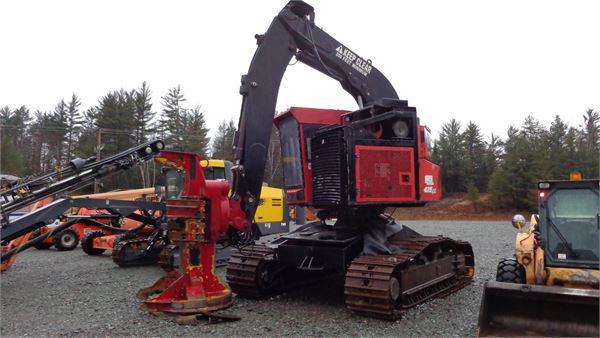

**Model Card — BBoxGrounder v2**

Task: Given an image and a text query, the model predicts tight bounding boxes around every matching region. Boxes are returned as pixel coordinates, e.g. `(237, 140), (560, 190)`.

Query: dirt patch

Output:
(390, 193), (530, 221)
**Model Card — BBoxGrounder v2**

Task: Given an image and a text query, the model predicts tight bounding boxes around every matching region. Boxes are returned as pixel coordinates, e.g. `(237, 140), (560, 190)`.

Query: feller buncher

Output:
(217, 0), (475, 320)
(478, 177), (600, 337)
(137, 0), (475, 320)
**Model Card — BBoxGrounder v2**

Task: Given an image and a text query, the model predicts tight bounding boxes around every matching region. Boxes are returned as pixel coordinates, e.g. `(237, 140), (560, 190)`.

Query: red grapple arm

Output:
(154, 151), (249, 237)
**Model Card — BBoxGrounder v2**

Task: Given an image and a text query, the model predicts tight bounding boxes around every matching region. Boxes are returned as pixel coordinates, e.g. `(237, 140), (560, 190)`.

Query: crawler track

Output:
(226, 236), (474, 321)
(226, 245), (279, 298)
(344, 236), (474, 320)
(226, 244), (336, 298)
(111, 236), (161, 267)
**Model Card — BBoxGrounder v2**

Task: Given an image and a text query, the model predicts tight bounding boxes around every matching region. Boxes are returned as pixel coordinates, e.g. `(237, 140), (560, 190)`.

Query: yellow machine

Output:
(478, 178), (600, 337)
(200, 159), (288, 235)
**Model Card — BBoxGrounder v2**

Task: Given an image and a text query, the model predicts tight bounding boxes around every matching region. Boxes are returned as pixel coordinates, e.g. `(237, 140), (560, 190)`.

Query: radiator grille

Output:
(311, 128), (347, 207)
(355, 146), (415, 202)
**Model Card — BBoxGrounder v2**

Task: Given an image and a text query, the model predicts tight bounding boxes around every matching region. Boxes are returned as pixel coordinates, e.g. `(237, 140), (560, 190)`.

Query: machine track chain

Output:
(226, 244), (337, 299)
(226, 244), (284, 298)
(344, 236), (474, 320)
(111, 236), (161, 267)
(81, 230), (106, 256)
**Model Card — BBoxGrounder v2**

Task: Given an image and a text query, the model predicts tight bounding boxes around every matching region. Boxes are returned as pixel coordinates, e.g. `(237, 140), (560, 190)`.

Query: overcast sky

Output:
(1, 0), (598, 140)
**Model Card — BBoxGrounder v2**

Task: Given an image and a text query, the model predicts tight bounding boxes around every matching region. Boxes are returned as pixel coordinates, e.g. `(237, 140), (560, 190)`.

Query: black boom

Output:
(232, 0), (399, 218)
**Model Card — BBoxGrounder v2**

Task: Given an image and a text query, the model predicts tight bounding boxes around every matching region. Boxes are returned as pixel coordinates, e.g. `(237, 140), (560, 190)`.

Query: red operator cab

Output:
(274, 106), (442, 209)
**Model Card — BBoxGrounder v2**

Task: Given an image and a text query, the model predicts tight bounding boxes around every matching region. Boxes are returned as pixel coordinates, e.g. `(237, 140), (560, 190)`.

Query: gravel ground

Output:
(1, 220), (515, 337)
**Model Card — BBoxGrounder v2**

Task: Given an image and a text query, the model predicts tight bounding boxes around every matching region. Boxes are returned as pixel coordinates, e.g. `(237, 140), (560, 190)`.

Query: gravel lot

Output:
(1, 220), (515, 337)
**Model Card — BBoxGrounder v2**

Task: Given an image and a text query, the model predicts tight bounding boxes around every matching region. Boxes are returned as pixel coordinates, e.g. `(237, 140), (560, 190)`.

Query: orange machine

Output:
(75, 188), (156, 258)
(30, 188), (156, 252)
(1, 140), (166, 272)
(0, 198), (53, 271)
(1, 189), (157, 272)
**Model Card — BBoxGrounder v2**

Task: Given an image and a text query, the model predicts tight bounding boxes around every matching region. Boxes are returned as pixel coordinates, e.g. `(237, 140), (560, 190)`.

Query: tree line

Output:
(433, 110), (599, 210)
(0, 83), (241, 191)
(2, 83), (598, 211)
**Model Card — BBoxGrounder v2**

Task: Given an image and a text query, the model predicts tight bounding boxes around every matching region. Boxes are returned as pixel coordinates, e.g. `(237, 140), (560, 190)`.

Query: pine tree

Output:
(582, 108), (600, 153)
(160, 85), (186, 150)
(1, 105), (32, 150)
(48, 99), (68, 166)
(95, 89), (137, 153)
(211, 119), (236, 161)
(580, 109), (600, 178)
(75, 107), (99, 159)
(133, 82), (155, 144)
(65, 94), (82, 161)
(462, 121), (487, 190)
(182, 106), (210, 156)
(94, 89), (137, 190)
(488, 167), (512, 209)
(0, 134), (24, 176)
(543, 115), (569, 179)
(563, 126), (580, 173)
(505, 135), (537, 209)
(28, 110), (52, 173)
(130, 83), (157, 188)
(483, 133), (502, 187)
(488, 124), (538, 210)
(466, 181), (481, 211)
(520, 115), (547, 178)
(0, 106), (10, 124)
(434, 119), (465, 192)
(0, 106), (27, 175)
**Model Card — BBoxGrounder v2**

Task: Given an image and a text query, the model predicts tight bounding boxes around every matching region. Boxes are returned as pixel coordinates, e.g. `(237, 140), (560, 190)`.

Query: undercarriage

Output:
(226, 218), (474, 320)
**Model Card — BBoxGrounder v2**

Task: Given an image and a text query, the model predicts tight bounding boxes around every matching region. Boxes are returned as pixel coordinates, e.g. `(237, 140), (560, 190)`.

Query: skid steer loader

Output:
(478, 178), (599, 337)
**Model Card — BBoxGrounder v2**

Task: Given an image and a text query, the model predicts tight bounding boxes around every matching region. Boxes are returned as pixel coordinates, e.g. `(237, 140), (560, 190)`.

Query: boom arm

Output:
(0, 139), (165, 225)
(233, 0), (399, 218)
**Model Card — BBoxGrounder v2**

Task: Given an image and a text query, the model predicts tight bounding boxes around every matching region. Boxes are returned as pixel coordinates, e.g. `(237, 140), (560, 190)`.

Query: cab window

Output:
(204, 167), (226, 180)
(546, 188), (599, 263)
(163, 169), (184, 200)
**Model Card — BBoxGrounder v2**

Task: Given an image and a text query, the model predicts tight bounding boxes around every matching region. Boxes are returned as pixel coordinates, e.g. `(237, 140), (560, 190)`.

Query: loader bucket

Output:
(478, 281), (599, 337)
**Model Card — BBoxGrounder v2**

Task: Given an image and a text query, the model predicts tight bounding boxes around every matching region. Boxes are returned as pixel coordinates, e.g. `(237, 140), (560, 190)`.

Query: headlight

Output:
(538, 182), (550, 189)
(392, 120), (410, 138)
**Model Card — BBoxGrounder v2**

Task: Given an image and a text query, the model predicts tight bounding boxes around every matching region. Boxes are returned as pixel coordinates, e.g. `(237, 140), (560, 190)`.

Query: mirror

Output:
(512, 214), (527, 232)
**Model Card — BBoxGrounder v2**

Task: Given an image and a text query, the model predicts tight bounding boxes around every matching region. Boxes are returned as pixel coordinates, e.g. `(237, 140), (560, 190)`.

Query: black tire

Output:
(31, 229), (53, 250)
(53, 229), (79, 251)
(81, 230), (107, 255)
(495, 257), (525, 283)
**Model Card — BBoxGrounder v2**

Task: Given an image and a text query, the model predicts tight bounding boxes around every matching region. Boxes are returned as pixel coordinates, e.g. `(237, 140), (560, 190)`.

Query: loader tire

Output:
(495, 257), (525, 283)
(81, 230), (106, 255)
(53, 229), (79, 251)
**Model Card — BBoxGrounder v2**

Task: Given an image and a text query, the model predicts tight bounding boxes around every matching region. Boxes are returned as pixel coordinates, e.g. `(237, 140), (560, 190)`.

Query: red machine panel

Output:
(418, 158), (442, 202)
(355, 145), (415, 203)
(274, 107), (349, 206)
